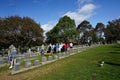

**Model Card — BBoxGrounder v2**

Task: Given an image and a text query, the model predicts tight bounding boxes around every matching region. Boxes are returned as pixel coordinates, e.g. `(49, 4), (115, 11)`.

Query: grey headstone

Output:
(66, 51), (69, 56)
(25, 61), (32, 68)
(34, 60), (40, 66)
(42, 56), (47, 62)
(17, 57), (22, 62)
(0, 60), (5, 64)
(79, 49), (81, 52)
(58, 53), (62, 57)
(74, 49), (77, 53)
(3, 57), (8, 63)
(32, 54), (36, 58)
(54, 55), (58, 60)
(62, 52), (66, 57)
(24, 53), (30, 59)
(48, 56), (53, 61)
(70, 50), (73, 54)
(14, 62), (20, 71)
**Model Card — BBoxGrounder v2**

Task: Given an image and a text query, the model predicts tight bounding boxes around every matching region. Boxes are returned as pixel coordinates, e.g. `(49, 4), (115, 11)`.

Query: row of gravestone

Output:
(0, 47), (83, 67)
(17, 48), (77, 63)
(12, 49), (80, 73)
(0, 47), (84, 66)
(0, 51), (41, 65)
(13, 53), (67, 71)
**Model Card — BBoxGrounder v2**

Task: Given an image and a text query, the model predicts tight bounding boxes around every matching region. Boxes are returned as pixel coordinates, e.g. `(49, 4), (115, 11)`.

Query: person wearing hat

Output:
(9, 47), (18, 69)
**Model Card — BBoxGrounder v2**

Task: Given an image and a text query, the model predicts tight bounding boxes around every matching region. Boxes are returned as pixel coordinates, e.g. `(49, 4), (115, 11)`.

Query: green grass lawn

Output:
(0, 44), (120, 80)
(31, 44), (120, 80)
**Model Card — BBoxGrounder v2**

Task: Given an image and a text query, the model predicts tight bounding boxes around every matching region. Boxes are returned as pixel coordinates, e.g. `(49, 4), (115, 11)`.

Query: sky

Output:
(0, 0), (120, 34)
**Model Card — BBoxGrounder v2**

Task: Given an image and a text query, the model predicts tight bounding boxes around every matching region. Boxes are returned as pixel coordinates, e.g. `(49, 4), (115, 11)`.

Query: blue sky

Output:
(0, 0), (120, 33)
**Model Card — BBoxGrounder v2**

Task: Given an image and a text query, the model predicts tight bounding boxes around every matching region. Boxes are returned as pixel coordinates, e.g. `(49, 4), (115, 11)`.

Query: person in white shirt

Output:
(70, 42), (73, 48)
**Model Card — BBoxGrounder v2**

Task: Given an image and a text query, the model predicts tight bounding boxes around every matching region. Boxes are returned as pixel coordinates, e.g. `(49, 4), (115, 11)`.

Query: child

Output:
(9, 47), (17, 69)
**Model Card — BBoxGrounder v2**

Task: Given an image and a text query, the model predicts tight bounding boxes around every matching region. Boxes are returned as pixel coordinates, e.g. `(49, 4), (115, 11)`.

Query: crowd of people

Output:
(47, 42), (73, 53)
(40, 42), (73, 54)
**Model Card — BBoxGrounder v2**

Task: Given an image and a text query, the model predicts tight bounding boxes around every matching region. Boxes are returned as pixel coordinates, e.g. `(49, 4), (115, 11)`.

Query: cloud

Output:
(41, 21), (57, 36)
(63, 3), (96, 25)
(42, 0), (96, 35)
(42, 24), (54, 32)
(79, 3), (96, 14)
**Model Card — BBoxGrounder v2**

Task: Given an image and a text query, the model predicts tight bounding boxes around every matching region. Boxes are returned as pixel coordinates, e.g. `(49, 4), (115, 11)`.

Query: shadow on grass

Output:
(105, 62), (120, 66)
(109, 51), (120, 54)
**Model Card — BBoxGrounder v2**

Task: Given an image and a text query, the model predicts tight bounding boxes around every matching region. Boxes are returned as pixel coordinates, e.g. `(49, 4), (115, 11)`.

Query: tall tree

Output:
(105, 18), (120, 43)
(77, 20), (93, 33)
(0, 16), (44, 49)
(46, 16), (79, 43)
(95, 22), (105, 43)
(95, 23), (105, 38)
(21, 17), (44, 47)
(77, 20), (94, 43)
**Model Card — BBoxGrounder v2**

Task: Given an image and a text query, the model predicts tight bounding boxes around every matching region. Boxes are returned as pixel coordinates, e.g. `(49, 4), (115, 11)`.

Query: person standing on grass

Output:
(9, 47), (18, 69)
(47, 44), (52, 53)
(56, 43), (59, 53)
(8, 44), (14, 64)
(59, 43), (63, 52)
(70, 42), (73, 48)
(40, 44), (45, 55)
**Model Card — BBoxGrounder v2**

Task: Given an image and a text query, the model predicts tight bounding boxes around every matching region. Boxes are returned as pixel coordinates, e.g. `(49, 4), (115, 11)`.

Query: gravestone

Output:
(37, 47), (39, 51)
(34, 60), (40, 66)
(25, 61), (32, 68)
(48, 56), (53, 61)
(62, 52), (66, 57)
(17, 57), (22, 63)
(28, 48), (31, 54)
(27, 48), (32, 57)
(24, 53), (30, 59)
(58, 53), (62, 57)
(14, 62), (20, 71)
(70, 49), (73, 54)
(66, 51), (70, 56)
(0, 60), (5, 64)
(74, 49), (77, 53)
(37, 47), (40, 55)
(77, 48), (80, 52)
(3, 57), (8, 63)
(32, 54), (36, 58)
(42, 56), (47, 62)
(54, 55), (58, 60)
